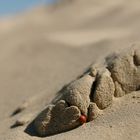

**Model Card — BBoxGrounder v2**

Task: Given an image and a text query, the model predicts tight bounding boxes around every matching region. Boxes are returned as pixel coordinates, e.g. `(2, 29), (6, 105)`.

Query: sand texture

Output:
(32, 46), (140, 137)
(0, 0), (140, 140)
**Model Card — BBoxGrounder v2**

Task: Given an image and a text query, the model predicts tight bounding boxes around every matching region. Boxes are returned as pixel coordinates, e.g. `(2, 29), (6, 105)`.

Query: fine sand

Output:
(0, 0), (140, 140)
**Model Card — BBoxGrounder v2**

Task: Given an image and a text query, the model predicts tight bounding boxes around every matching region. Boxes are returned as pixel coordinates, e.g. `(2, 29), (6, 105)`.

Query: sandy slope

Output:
(0, 0), (140, 139)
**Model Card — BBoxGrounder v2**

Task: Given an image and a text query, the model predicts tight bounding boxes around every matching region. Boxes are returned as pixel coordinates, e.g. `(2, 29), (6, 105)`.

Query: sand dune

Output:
(0, 0), (140, 139)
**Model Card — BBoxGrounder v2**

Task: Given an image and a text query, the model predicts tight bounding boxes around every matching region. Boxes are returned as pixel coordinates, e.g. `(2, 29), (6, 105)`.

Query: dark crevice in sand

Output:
(10, 107), (25, 117)
(133, 51), (140, 66)
(10, 123), (23, 129)
(65, 100), (72, 107)
(89, 79), (98, 102)
(136, 86), (140, 91)
(133, 55), (138, 66)
(87, 106), (91, 122)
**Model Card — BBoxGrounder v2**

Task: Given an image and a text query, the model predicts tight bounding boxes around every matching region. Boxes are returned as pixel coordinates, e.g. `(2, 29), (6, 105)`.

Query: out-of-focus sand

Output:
(0, 0), (140, 139)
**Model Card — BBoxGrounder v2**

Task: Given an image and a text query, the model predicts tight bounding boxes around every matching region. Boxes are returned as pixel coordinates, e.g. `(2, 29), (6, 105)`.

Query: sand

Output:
(0, 0), (140, 139)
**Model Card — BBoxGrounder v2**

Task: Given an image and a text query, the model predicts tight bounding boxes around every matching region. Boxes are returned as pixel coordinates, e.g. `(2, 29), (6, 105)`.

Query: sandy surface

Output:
(0, 0), (140, 139)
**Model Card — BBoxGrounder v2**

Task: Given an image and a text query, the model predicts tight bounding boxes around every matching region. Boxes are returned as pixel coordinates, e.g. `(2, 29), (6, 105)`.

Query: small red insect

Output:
(79, 115), (87, 124)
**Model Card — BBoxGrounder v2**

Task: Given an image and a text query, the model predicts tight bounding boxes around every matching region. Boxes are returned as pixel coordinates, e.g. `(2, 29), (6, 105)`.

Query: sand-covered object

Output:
(93, 69), (115, 109)
(34, 100), (81, 136)
(53, 75), (95, 115)
(107, 47), (140, 97)
(33, 47), (140, 136)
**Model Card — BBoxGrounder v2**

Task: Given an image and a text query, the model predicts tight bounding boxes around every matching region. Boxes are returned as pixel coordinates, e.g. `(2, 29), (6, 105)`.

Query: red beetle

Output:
(79, 115), (87, 124)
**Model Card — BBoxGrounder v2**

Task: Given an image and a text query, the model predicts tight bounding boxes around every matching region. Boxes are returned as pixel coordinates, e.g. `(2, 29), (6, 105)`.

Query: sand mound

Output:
(28, 46), (140, 136)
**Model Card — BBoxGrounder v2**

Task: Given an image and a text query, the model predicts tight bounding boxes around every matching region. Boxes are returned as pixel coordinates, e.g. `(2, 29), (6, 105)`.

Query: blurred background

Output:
(0, 0), (55, 17)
